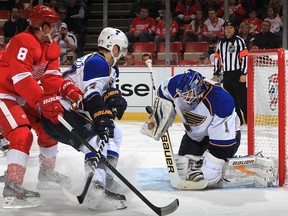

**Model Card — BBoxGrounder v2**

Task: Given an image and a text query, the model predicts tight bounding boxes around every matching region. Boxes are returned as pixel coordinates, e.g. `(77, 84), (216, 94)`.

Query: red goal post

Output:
(247, 48), (286, 186)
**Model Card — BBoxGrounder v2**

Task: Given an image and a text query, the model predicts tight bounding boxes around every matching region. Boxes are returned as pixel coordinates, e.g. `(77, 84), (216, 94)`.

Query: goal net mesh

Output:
(248, 49), (287, 186)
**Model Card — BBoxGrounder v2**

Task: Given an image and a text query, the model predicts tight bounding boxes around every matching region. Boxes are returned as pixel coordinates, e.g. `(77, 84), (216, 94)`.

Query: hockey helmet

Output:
(176, 69), (207, 109)
(29, 5), (60, 28)
(98, 27), (128, 66)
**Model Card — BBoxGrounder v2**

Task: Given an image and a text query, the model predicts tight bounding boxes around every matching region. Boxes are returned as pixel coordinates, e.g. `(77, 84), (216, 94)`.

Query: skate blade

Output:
(37, 181), (72, 190)
(2, 196), (40, 209)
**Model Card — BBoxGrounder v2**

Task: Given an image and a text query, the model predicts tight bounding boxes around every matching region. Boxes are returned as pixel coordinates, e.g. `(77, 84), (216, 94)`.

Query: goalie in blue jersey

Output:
(142, 69), (276, 188)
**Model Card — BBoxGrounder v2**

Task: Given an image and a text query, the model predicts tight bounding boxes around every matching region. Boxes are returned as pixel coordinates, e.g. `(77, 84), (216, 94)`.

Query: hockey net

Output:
(247, 48), (287, 186)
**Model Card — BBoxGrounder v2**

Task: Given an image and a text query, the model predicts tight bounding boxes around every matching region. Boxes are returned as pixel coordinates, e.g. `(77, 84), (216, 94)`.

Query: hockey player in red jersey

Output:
(0, 5), (83, 208)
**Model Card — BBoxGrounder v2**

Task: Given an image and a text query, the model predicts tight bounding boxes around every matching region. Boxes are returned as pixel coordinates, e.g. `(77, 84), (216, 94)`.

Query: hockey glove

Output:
(59, 79), (83, 106)
(39, 94), (64, 124)
(103, 88), (127, 120)
(84, 93), (115, 139)
(93, 109), (115, 139)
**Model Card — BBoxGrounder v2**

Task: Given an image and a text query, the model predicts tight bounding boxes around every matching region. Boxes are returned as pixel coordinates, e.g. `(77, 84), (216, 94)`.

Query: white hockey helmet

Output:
(98, 27), (128, 66)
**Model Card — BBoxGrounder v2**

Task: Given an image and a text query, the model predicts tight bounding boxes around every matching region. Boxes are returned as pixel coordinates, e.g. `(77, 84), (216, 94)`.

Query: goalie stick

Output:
(58, 115), (179, 216)
(145, 107), (208, 190)
(144, 59), (207, 190)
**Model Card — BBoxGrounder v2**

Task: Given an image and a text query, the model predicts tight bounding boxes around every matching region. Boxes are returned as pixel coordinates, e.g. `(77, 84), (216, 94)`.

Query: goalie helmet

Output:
(176, 69), (207, 109)
(29, 5), (60, 28)
(98, 27), (128, 66)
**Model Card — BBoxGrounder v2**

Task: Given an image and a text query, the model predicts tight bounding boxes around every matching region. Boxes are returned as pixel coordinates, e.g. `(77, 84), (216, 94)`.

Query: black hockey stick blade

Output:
(58, 115), (179, 215)
(62, 171), (93, 204)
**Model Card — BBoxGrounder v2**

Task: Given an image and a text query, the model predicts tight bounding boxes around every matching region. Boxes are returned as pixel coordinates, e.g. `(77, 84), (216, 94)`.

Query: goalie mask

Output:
(98, 27), (128, 66)
(176, 70), (207, 109)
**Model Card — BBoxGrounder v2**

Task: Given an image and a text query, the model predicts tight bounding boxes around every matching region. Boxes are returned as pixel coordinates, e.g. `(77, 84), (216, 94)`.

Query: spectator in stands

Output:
(61, 49), (76, 65)
(217, 0), (246, 26)
(142, 53), (152, 63)
(53, 22), (77, 62)
(123, 53), (135, 66)
(46, 0), (60, 12)
(238, 22), (254, 50)
(154, 15), (179, 54)
(174, 0), (201, 27)
(65, 0), (86, 57)
(202, 8), (225, 43)
(129, 0), (164, 22)
(126, 6), (156, 43)
(182, 10), (205, 51)
(3, 7), (29, 43)
(242, 9), (262, 36)
(264, 6), (282, 38)
(198, 52), (211, 66)
(250, 20), (281, 50)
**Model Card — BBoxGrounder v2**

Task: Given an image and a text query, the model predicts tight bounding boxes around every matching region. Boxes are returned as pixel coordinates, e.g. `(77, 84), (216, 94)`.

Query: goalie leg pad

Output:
(221, 155), (276, 188)
(200, 150), (225, 187)
(140, 97), (176, 141)
(174, 155), (189, 179)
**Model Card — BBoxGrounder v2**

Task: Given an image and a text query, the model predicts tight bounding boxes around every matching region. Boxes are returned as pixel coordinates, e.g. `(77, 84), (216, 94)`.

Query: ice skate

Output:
(37, 166), (72, 190)
(87, 180), (127, 210)
(2, 175), (40, 209)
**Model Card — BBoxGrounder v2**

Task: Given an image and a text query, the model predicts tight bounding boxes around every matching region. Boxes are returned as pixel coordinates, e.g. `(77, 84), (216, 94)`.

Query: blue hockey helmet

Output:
(176, 69), (207, 109)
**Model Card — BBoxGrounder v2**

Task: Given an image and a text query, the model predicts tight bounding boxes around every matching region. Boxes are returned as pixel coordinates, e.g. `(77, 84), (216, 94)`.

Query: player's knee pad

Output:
(201, 150), (225, 187)
(7, 126), (33, 155)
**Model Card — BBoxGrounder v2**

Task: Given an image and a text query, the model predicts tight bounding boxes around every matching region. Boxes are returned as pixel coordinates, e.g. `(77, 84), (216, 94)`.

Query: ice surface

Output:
(0, 121), (288, 216)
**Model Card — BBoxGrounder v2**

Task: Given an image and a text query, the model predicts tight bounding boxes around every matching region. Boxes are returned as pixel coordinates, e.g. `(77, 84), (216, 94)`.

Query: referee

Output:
(213, 20), (248, 125)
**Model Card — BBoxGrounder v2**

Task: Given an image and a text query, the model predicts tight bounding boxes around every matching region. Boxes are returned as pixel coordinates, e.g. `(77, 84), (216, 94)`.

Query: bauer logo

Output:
(231, 159), (255, 166)
(161, 134), (175, 173)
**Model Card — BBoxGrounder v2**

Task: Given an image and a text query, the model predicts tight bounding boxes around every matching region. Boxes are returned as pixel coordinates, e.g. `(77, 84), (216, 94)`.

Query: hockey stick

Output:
(144, 60), (207, 190)
(63, 171), (93, 204)
(58, 115), (179, 216)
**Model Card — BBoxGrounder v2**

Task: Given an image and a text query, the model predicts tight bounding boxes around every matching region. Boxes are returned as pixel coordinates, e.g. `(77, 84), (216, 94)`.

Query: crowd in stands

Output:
(124, 0), (283, 65)
(0, 0), (284, 66)
(0, 0), (87, 64)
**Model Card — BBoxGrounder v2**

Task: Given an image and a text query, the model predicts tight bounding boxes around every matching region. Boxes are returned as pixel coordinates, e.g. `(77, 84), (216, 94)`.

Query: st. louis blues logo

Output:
(268, 73), (278, 111)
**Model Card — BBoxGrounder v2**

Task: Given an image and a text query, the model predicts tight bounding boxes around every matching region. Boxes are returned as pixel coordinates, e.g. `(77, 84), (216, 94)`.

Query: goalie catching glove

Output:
(84, 93), (115, 139)
(103, 87), (127, 120)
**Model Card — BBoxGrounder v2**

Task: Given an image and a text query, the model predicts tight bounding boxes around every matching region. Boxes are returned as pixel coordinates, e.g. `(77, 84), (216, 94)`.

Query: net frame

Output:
(247, 48), (286, 186)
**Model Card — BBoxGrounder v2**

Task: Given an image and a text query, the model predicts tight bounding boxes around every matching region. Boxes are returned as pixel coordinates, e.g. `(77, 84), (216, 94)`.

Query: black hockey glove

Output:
(103, 88), (127, 120)
(93, 109), (115, 139)
(84, 94), (115, 139)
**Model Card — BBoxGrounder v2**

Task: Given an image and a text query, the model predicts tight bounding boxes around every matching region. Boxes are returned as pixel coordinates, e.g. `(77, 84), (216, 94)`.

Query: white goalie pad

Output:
(140, 97), (176, 141)
(220, 155), (277, 188)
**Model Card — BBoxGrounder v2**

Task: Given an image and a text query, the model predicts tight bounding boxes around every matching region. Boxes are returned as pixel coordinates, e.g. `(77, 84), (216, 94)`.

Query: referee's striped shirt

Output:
(214, 35), (248, 75)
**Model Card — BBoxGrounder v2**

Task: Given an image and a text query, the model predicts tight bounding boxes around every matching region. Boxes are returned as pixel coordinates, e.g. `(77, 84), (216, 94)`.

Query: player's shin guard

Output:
(37, 154), (71, 189)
